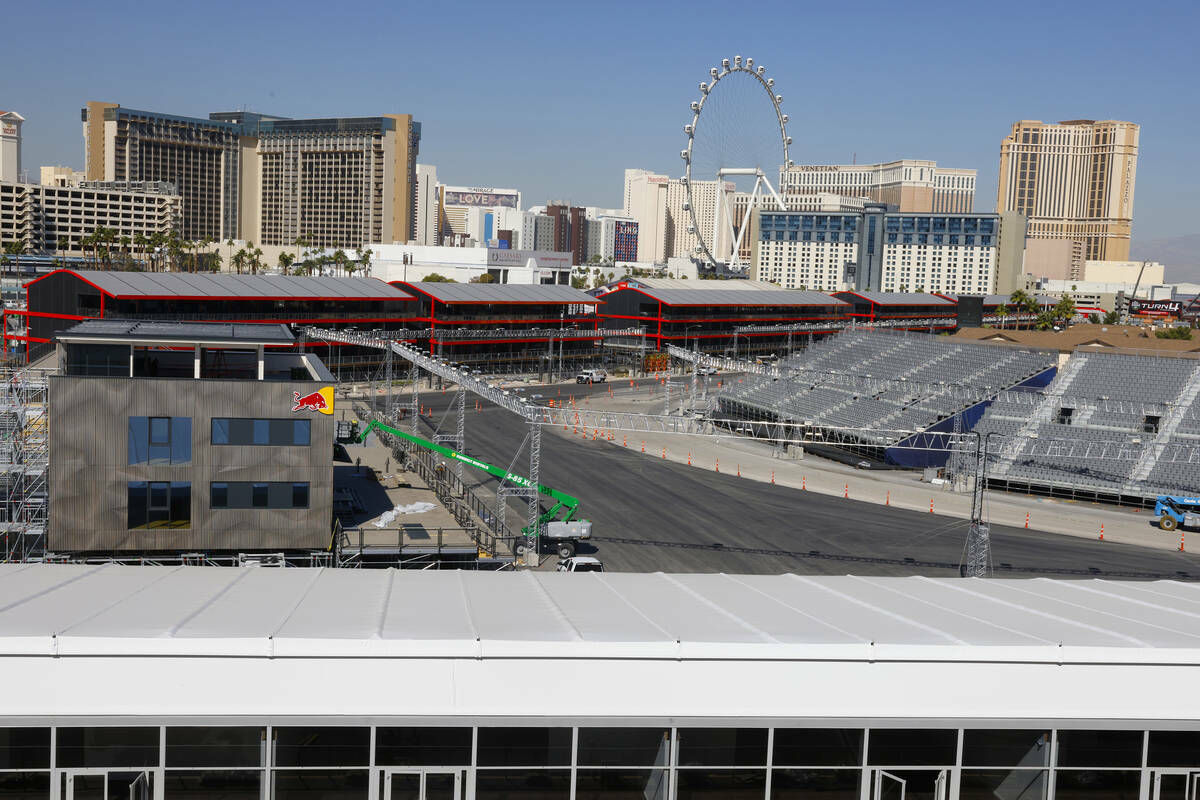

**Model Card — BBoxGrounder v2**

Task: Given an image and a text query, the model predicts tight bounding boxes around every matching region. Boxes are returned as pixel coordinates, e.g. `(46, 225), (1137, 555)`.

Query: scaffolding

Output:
(0, 368), (50, 562)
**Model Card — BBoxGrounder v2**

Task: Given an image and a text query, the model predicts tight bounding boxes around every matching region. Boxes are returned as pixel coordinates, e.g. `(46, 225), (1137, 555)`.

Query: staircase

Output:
(1127, 363), (1200, 486)
(992, 355), (1088, 477)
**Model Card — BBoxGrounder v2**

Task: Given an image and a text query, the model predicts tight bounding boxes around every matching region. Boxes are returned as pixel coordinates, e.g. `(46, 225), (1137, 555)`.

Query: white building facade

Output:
(753, 208), (1006, 295)
(414, 163), (439, 245)
(0, 111), (23, 184)
(782, 160), (976, 213)
(369, 243), (571, 284)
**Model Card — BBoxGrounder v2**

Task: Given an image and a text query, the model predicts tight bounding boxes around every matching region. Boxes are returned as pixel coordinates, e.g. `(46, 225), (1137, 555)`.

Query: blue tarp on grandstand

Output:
(885, 365), (1057, 468)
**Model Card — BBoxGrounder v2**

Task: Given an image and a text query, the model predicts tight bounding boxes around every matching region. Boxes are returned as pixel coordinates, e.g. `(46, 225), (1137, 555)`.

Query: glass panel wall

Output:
(6, 723), (1200, 798)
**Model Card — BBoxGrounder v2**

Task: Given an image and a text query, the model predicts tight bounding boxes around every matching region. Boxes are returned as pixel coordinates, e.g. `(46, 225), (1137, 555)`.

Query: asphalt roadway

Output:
(413, 381), (1200, 579)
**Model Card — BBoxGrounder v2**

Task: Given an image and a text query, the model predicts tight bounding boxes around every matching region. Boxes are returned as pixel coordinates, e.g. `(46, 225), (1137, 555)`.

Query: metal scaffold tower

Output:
(0, 369), (49, 563)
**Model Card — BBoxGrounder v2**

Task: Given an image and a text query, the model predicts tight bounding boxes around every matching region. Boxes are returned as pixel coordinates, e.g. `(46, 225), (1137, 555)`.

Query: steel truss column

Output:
(456, 385), (466, 482)
(410, 364), (419, 435)
(526, 421), (542, 567)
(963, 433), (992, 578)
(383, 347), (395, 421)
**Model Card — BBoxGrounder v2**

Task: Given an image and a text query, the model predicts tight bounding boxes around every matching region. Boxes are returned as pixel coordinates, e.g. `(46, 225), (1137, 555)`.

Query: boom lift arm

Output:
(356, 419), (580, 531)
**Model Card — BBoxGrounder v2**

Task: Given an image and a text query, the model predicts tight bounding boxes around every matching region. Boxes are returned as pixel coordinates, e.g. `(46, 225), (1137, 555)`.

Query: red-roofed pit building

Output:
(396, 282), (601, 374)
(11, 270), (416, 370)
(594, 279), (849, 360)
(831, 291), (957, 330)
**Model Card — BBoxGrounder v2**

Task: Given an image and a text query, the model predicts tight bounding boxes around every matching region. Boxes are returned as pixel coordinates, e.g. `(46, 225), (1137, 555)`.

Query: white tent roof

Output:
(4, 565), (1200, 663)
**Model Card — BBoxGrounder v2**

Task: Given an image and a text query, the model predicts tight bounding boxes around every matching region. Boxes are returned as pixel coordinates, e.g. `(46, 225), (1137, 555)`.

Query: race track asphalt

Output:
(414, 387), (1200, 579)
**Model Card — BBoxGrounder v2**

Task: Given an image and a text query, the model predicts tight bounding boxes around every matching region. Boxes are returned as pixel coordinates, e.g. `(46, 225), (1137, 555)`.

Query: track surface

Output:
(417, 386), (1200, 578)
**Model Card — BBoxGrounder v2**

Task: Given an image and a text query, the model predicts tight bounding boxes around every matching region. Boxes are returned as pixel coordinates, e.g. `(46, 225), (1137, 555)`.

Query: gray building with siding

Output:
(48, 321), (336, 554)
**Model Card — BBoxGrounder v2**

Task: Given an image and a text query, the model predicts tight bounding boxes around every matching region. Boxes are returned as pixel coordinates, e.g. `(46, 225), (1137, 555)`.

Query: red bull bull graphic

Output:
(292, 386), (335, 415)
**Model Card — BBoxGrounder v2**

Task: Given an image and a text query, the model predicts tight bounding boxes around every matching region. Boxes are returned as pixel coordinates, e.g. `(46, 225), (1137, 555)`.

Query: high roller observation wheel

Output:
(681, 55), (792, 269)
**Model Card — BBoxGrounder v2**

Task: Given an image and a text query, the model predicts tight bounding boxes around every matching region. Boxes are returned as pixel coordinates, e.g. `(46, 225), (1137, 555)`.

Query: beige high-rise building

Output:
(623, 169), (735, 264)
(781, 160), (976, 213)
(83, 103), (421, 248)
(997, 119), (1139, 262)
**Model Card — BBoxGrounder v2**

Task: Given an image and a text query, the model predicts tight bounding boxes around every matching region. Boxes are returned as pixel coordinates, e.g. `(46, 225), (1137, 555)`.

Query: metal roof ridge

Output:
(56, 564), (188, 638)
(586, 572), (676, 642)
(522, 572), (584, 642)
(166, 568), (257, 638)
(454, 570), (482, 645)
(1016, 578), (1200, 644)
(0, 563), (99, 616)
(661, 573), (779, 644)
(722, 573), (868, 643)
(265, 567), (329, 642)
(930, 578), (1151, 647)
(879, 575), (1059, 645)
(1062, 580), (1200, 625)
(786, 574), (966, 645)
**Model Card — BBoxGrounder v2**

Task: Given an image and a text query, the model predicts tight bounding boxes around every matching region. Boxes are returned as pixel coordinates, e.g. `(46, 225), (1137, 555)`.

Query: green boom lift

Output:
(355, 419), (592, 558)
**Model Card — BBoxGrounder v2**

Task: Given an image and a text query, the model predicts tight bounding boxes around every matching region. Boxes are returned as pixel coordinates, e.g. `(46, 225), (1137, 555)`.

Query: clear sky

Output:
(5, 0), (1198, 243)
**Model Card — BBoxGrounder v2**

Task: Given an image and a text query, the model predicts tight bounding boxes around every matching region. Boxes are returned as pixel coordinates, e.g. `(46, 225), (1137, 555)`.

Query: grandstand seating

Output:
(717, 329), (1057, 445)
(976, 350), (1200, 501)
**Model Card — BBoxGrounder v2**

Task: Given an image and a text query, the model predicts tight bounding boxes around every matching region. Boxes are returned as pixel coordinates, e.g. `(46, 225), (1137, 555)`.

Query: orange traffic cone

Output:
(844, 483), (849, 499)
(929, 499), (934, 513)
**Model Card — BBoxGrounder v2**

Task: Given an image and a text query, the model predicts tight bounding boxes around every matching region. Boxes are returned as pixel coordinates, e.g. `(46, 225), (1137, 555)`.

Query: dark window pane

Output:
(267, 483), (292, 508)
(962, 730), (1050, 767)
(57, 727), (160, 768)
(871, 770), (949, 800)
(678, 729), (767, 767)
(252, 483), (268, 508)
(271, 769), (367, 799)
(149, 417), (171, 464)
(292, 483), (309, 509)
(171, 418), (191, 464)
(128, 417), (148, 464)
(229, 418), (254, 445)
(211, 483), (228, 509)
(374, 727), (471, 766)
(868, 729), (957, 766)
(253, 419), (269, 445)
(576, 769), (667, 800)
(211, 418), (230, 445)
(294, 419), (311, 446)
(0, 772), (50, 797)
(272, 727), (369, 767)
(1149, 730), (1200, 767)
(164, 769), (261, 798)
(1052, 770), (1141, 800)
(477, 727), (571, 767)
(170, 482), (190, 527)
(676, 769), (766, 800)
(127, 482), (147, 529)
(1056, 730), (1143, 767)
(771, 769), (860, 800)
(475, 770), (570, 800)
(578, 728), (670, 767)
(772, 728), (862, 766)
(167, 727), (263, 767)
(0, 728), (50, 769)
(269, 419), (293, 445)
(959, 770), (1047, 800)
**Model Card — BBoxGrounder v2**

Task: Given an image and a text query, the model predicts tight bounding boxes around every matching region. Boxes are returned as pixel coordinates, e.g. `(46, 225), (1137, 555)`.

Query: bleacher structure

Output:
(977, 350), (1200, 505)
(0, 369), (48, 561)
(715, 329), (1058, 460)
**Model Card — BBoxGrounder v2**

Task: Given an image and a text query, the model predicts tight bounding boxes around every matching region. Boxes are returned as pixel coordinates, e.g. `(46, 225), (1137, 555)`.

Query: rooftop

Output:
(29, 270), (413, 301)
(614, 285), (848, 307)
(955, 324), (1200, 356)
(836, 291), (956, 306)
(1, 566), (1199, 662)
(399, 282), (599, 304)
(56, 320), (295, 346)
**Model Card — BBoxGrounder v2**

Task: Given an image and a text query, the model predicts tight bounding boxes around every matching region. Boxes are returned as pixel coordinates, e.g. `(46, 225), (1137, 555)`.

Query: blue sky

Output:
(5, 0), (1198, 243)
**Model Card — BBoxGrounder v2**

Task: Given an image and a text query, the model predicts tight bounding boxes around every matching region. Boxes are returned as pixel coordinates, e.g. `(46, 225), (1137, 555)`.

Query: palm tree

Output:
(355, 247), (373, 277)
(332, 249), (349, 277)
(119, 236), (132, 269)
(995, 303), (1009, 329)
(293, 234), (309, 270)
(278, 252), (295, 275)
(56, 236), (70, 267)
(2, 241), (24, 276)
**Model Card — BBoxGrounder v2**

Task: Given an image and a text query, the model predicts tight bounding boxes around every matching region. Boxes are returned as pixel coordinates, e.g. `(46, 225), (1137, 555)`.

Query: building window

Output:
(211, 418), (311, 446)
(210, 482), (311, 510)
(127, 481), (191, 529)
(128, 417), (192, 465)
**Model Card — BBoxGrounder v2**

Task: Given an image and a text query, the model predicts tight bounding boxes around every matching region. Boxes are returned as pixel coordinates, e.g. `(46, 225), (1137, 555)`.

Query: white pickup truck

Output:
(576, 369), (607, 384)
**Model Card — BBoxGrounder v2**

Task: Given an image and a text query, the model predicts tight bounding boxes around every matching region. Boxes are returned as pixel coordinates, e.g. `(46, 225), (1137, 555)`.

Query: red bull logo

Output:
(292, 386), (335, 415)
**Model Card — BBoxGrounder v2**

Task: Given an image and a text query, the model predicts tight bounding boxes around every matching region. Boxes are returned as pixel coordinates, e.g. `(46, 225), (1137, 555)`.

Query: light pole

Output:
(686, 324), (702, 413)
